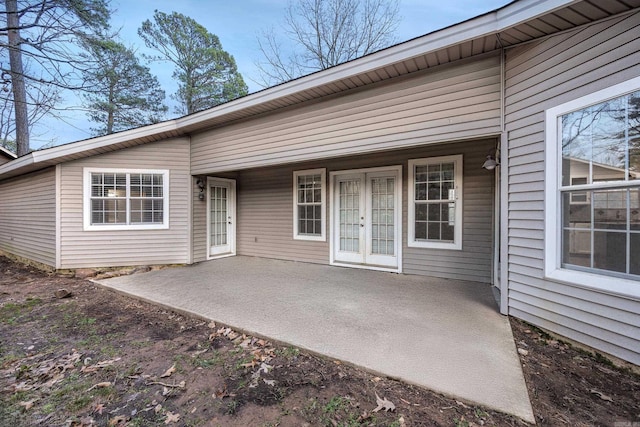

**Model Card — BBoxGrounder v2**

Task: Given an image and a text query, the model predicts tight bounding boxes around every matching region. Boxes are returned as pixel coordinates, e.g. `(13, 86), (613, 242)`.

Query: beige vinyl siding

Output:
(504, 11), (640, 364)
(401, 141), (495, 283)
(237, 166), (328, 264)
(58, 138), (191, 268)
(192, 177), (207, 263)
(0, 167), (56, 266)
(224, 139), (495, 282)
(191, 54), (501, 175)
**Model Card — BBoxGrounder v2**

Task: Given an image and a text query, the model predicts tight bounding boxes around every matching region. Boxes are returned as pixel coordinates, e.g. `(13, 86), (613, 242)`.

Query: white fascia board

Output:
(31, 120), (179, 163)
(0, 120), (179, 178)
(1, 0), (578, 178)
(178, 0), (577, 129)
(0, 146), (16, 159)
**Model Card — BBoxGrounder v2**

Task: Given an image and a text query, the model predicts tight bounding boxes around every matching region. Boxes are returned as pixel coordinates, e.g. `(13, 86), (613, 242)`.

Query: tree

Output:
(1, 61), (60, 150)
(1, 0), (110, 156)
(81, 39), (167, 135)
(138, 11), (248, 115)
(256, 0), (400, 86)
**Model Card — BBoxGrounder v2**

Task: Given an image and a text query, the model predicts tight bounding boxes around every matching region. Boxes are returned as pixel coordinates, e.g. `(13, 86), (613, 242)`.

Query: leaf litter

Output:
(1, 255), (638, 426)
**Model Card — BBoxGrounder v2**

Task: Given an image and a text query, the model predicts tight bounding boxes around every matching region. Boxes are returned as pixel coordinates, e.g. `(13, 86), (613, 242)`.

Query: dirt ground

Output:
(1, 256), (638, 427)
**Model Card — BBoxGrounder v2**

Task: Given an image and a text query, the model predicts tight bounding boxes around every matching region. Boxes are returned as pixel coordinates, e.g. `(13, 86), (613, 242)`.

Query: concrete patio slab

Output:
(96, 256), (534, 423)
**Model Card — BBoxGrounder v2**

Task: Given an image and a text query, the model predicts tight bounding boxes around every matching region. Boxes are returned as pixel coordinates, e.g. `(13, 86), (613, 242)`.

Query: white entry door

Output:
(208, 178), (236, 258)
(331, 167), (401, 270)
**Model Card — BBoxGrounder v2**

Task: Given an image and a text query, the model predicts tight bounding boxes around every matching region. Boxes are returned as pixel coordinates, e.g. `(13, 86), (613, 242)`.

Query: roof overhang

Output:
(0, 146), (16, 160)
(1, 0), (638, 181)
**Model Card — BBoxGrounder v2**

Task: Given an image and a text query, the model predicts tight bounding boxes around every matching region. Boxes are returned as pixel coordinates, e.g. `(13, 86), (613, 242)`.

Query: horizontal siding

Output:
(59, 138), (191, 268)
(0, 167), (56, 266)
(504, 11), (640, 365)
(191, 55), (501, 174)
(225, 139), (496, 283)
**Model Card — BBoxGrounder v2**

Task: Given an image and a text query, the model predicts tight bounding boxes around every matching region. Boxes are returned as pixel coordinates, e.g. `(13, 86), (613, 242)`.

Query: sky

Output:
(30, 0), (510, 150)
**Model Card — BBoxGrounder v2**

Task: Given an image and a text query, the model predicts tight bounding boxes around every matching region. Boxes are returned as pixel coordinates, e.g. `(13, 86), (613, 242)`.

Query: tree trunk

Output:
(6, 0), (30, 156)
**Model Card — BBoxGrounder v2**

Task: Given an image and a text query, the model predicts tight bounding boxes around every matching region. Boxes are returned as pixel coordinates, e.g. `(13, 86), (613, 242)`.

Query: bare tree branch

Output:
(255, 0), (399, 87)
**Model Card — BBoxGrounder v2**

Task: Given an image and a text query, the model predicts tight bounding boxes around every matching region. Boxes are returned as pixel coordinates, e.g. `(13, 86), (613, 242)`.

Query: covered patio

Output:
(96, 256), (534, 422)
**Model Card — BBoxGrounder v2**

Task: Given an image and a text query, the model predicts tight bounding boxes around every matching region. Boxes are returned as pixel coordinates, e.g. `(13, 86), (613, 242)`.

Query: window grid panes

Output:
(339, 179), (360, 252)
(561, 90), (640, 278)
(414, 162), (456, 242)
(90, 172), (165, 226)
(296, 173), (323, 236)
(210, 186), (228, 246)
(371, 177), (395, 255)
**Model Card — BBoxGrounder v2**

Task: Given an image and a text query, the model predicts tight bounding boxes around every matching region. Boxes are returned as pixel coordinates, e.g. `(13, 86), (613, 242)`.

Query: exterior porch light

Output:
(482, 148), (500, 171)
(196, 178), (206, 200)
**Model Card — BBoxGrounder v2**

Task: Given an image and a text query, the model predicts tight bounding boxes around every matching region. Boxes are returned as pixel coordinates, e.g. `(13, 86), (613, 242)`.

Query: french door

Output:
(208, 178), (236, 258)
(331, 167), (402, 270)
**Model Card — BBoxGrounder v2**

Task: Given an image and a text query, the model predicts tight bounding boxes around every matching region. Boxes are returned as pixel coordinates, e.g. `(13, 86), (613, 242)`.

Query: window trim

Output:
(408, 155), (463, 250)
(544, 76), (640, 298)
(83, 167), (170, 231)
(293, 168), (326, 241)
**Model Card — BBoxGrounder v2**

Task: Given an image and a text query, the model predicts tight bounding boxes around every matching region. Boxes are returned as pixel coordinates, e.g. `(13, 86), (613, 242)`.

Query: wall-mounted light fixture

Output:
(482, 147), (500, 171)
(196, 178), (206, 200)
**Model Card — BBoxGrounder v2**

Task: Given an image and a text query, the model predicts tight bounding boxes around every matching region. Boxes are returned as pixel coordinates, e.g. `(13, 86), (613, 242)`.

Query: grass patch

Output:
(0, 298), (42, 324)
(193, 352), (222, 369)
(276, 346), (300, 359)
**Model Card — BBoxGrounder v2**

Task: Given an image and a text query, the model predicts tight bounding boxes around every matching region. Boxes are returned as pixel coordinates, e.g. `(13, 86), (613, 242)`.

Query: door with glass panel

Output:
(332, 167), (401, 269)
(208, 178), (236, 257)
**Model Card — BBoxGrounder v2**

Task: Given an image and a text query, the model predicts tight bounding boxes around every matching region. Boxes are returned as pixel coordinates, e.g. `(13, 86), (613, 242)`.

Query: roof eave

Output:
(0, 0), (583, 180)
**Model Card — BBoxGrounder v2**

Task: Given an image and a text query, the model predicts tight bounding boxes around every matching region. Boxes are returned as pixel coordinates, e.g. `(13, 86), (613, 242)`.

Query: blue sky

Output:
(32, 0), (510, 149)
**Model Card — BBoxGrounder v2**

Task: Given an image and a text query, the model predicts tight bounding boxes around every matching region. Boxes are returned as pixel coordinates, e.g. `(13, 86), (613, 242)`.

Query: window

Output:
(83, 168), (169, 230)
(408, 155), (463, 249)
(545, 76), (640, 296)
(293, 169), (326, 241)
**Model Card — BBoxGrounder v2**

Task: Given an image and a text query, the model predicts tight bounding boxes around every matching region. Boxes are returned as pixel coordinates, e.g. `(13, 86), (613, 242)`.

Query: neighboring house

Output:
(0, 0), (639, 366)
(0, 146), (16, 166)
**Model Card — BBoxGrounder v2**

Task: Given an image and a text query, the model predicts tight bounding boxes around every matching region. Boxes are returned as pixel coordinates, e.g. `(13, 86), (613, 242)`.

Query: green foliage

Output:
(277, 346), (300, 359)
(138, 10), (248, 115)
(81, 37), (168, 135)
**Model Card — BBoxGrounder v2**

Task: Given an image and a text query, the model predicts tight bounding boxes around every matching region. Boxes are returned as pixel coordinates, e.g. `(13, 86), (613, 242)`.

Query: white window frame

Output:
(544, 76), (640, 298)
(408, 155), (463, 250)
(83, 167), (169, 231)
(293, 168), (326, 241)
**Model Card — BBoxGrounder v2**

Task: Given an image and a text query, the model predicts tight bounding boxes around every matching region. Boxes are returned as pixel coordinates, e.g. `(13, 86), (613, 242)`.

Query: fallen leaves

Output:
(590, 389), (614, 402)
(107, 415), (128, 426)
(373, 392), (395, 412)
(81, 357), (121, 374)
(18, 399), (35, 410)
(0, 349), (83, 393)
(164, 411), (180, 424)
(160, 363), (176, 378)
(86, 381), (112, 392)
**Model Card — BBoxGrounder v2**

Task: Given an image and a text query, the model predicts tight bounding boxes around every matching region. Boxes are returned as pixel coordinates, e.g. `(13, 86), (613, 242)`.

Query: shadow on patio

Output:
(96, 256), (534, 422)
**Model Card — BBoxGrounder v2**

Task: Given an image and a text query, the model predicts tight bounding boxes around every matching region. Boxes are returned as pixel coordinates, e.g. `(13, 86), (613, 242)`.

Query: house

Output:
(1, 0), (639, 367)
(0, 146), (16, 166)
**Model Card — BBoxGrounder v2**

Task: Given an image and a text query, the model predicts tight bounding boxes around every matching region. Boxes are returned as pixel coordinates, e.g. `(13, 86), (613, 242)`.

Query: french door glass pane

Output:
(371, 177), (394, 255)
(211, 186), (228, 246)
(339, 180), (360, 252)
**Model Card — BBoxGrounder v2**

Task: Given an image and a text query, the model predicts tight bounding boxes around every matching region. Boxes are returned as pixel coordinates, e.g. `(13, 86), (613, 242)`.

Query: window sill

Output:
(545, 267), (640, 300)
(293, 234), (326, 242)
(84, 224), (169, 232)
(408, 240), (462, 250)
